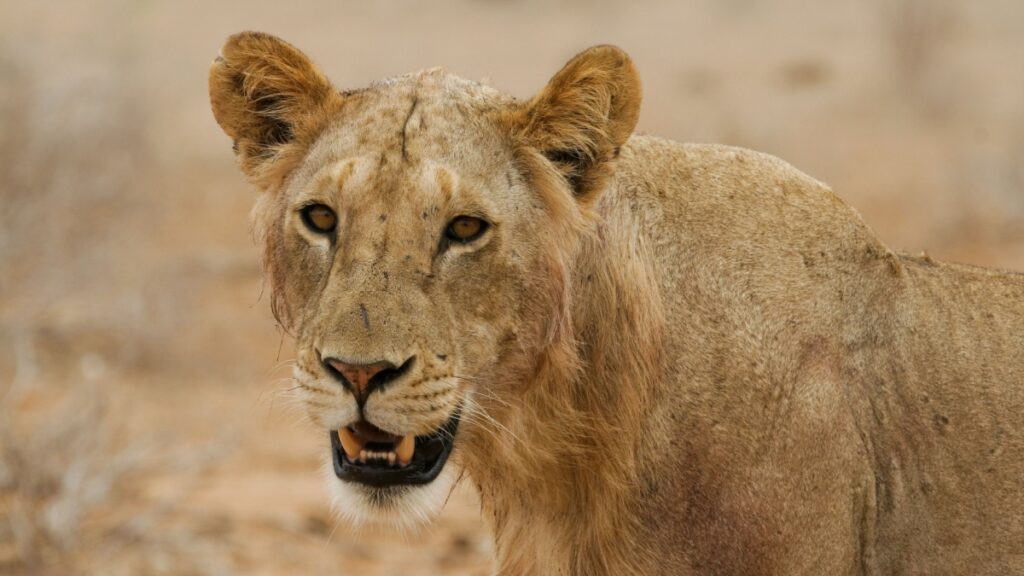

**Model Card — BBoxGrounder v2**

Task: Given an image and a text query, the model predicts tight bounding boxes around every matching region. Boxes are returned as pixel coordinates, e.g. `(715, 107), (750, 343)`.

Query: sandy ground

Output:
(1, 0), (1022, 574)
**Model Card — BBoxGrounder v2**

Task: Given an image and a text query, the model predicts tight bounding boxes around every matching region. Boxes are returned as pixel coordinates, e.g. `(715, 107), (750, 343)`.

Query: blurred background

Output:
(1, 0), (1021, 574)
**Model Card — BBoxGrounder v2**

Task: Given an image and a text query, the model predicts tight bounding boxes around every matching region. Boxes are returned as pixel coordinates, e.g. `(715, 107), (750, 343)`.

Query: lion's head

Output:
(209, 32), (641, 527)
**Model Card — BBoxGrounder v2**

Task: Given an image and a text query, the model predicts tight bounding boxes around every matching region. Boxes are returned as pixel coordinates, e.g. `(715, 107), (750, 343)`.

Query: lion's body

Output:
(603, 137), (1024, 574)
(210, 33), (1024, 575)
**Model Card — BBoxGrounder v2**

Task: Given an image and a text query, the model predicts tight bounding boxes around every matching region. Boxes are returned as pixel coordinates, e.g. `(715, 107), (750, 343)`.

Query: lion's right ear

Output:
(513, 45), (641, 201)
(209, 32), (341, 185)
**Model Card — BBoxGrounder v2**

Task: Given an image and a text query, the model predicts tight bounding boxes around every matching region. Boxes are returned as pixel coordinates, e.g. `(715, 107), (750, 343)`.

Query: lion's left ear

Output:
(514, 45), (641, 199)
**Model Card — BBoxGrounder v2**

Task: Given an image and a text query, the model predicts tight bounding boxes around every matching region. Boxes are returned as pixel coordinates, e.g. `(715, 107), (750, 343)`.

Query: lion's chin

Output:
(324, 460), (458, 531)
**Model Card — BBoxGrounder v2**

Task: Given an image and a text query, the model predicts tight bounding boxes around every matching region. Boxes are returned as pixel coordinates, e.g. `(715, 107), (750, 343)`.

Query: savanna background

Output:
(1, 1), (1022, 574)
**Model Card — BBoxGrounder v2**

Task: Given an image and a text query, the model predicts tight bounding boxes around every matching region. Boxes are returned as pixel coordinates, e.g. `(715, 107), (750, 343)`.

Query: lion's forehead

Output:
(317, 155), (468, 214)
(302, 70), (515, 181)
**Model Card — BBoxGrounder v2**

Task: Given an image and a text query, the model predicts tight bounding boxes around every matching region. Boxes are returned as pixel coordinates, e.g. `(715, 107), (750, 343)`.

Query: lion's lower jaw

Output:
(322, 459), (458, 531)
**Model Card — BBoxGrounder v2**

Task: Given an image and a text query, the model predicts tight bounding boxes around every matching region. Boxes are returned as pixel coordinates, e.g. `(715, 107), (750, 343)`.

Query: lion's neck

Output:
(466, 193), (665, 574)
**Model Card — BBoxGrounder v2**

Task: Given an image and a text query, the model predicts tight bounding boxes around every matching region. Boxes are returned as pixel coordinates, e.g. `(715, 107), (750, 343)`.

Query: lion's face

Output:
(209, 33), (640, 526)
(275, 78), (555, 525)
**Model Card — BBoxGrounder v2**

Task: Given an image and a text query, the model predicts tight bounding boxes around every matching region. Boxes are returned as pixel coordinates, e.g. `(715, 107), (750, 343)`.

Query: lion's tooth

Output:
(338, 427), (363, 461)
(396, 435), (415, 466)
(387, 452), (396, 466)
(358, 449), (367, 462)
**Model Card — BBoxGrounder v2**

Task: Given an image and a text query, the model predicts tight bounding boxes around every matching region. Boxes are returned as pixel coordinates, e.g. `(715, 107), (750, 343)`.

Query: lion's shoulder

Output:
(614, 135), (882, 267)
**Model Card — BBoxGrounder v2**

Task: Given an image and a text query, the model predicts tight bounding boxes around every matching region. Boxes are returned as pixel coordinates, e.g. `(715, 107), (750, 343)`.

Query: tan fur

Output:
(210, 33), (1024, 575)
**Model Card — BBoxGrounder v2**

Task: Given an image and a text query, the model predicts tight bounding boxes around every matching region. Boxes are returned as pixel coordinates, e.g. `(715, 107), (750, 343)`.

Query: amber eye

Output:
(301, 204), (337, 234)
(445, 216), (488, 243)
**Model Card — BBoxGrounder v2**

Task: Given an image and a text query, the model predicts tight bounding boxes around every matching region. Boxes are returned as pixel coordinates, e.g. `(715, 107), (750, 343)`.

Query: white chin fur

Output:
(323, 458), (457, 531)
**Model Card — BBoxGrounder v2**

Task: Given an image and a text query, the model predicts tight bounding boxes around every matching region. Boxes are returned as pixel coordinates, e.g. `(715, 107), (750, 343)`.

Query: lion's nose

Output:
(323, 356), (414, 404)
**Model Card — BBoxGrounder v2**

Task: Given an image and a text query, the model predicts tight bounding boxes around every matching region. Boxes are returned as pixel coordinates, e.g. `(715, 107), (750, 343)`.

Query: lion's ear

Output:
(515, 45), (641, 198)
(209, 32), (341, 184)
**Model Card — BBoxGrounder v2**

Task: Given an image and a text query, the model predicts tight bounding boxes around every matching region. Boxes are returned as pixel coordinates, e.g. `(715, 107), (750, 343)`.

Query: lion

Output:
(208, 32), (1024, 575)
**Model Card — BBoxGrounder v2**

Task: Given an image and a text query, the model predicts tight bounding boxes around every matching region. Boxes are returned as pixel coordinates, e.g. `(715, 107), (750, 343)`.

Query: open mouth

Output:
(330, 410), (460, 487)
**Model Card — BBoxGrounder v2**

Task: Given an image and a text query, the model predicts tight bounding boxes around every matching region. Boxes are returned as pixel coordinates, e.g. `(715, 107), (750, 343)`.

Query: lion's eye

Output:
(301, 204), (337, 234)
(445, 216), (488, 243)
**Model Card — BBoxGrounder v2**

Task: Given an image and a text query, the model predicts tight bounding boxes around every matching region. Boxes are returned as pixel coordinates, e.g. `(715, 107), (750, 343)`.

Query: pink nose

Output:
(326, 359), (394, 399)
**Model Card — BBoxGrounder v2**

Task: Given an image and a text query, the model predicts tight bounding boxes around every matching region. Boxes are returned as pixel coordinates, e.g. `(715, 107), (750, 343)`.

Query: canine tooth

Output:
(396, 435), (415, 466)
(359, 449), (367, 462)
(338, 427), (363, 461)
(387, 452), (396, 465)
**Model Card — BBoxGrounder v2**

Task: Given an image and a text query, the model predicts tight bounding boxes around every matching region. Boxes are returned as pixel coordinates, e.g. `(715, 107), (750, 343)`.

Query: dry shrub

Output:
(0, 343), (234, 576)
(0, 35), (236, 576)
(0, 375), (146, 572)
